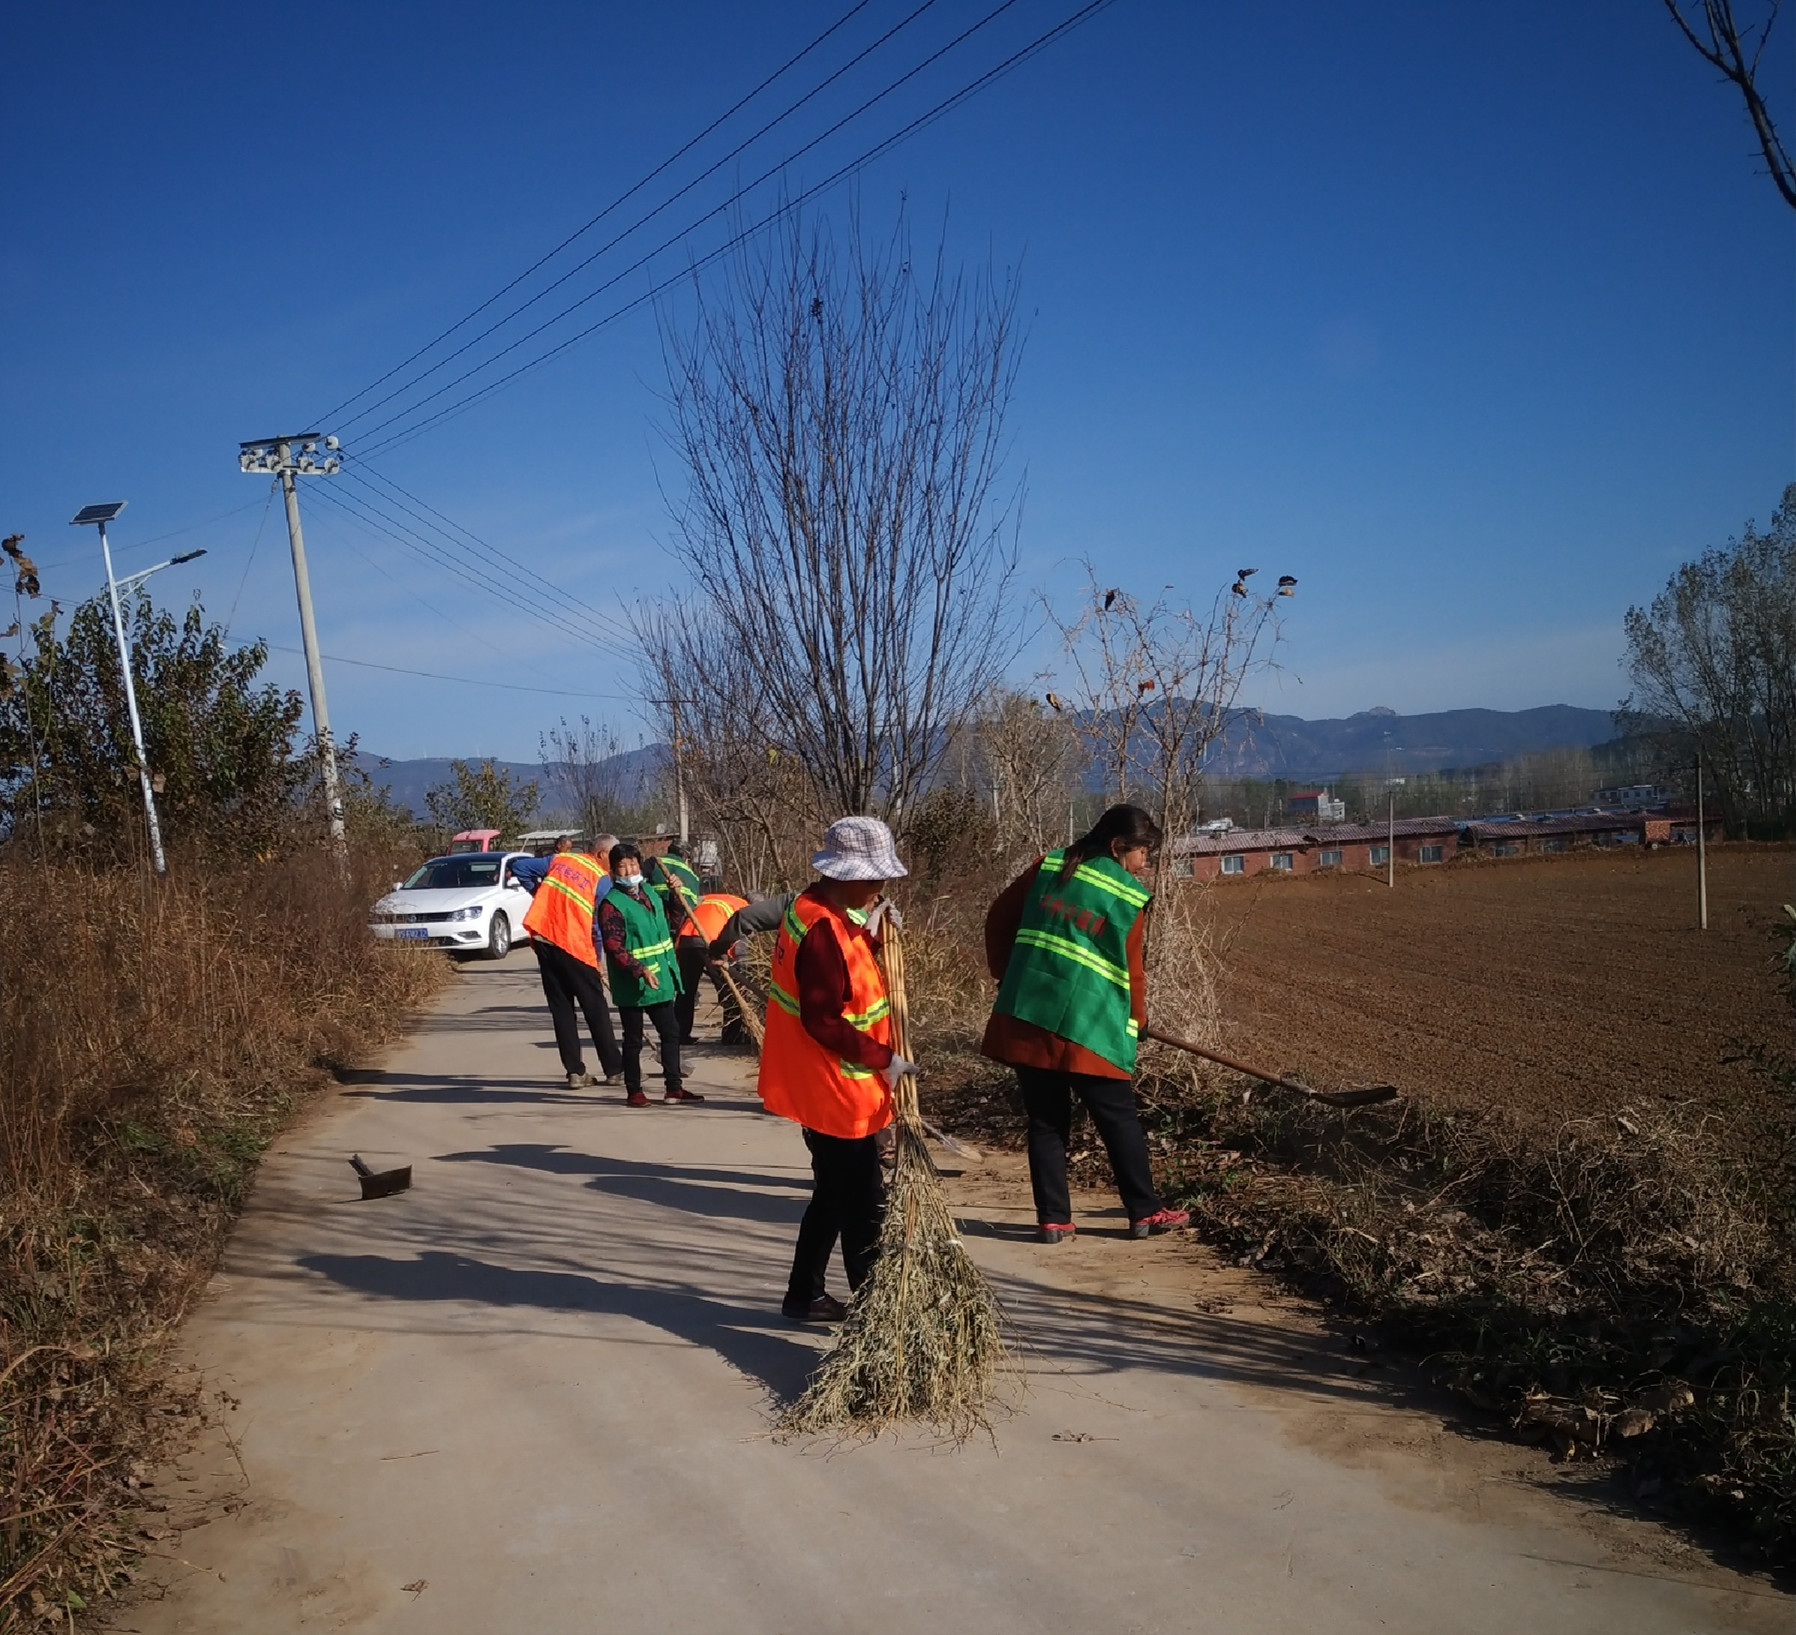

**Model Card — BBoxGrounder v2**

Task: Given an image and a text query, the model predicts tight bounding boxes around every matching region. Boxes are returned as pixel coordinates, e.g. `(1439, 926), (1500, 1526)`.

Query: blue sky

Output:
(3, 1), (1790, 761)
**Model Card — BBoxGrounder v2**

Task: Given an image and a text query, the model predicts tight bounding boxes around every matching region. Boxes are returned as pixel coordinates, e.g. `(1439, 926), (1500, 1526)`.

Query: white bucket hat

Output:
(811, 816), (907, 881)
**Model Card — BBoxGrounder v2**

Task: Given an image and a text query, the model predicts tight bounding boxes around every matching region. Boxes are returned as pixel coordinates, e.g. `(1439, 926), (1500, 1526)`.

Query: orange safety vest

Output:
(521, 852), (607, 967)
(758, 891), (893, 1140)
(690, 893), (748, 945)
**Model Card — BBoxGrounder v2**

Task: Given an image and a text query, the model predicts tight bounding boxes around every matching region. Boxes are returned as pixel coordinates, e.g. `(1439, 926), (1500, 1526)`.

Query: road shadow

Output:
(437, 1144), (810, 1226)
(339, 1071), (592, 1106)
(298, 1248), (817, 1402)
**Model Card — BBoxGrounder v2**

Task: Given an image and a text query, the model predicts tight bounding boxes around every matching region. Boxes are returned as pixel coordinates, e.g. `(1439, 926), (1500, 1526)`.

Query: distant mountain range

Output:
(1198, 704), (1618, 783)
(348, 746), (667, 825)
(357, 704), (1620, 820)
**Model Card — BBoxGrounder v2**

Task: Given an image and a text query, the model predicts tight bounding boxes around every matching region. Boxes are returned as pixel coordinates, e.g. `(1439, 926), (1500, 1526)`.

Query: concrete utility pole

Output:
(240, 435), (344, 850)
(649, 695), (694, 843)
(1387, 789), (1396, 889)
(1695, 749), (1708, 931)
(71, 501), (207, 878)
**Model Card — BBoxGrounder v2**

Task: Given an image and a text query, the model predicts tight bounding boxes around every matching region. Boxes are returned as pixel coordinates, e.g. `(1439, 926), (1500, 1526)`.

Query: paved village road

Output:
(130, 954), (1789, 1634)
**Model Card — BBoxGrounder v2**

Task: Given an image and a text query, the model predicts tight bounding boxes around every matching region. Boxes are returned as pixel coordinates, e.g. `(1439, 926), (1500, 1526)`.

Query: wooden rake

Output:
(1143, 1026), (1399, 1109)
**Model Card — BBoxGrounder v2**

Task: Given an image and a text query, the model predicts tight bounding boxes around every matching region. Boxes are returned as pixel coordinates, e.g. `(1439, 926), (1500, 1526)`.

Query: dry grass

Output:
(0, 845), (447, 1626)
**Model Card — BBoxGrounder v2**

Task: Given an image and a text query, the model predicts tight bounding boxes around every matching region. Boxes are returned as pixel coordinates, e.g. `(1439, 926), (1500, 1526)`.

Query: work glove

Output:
(864, 898), (903, 938)
(880, 1054), (918, 1089)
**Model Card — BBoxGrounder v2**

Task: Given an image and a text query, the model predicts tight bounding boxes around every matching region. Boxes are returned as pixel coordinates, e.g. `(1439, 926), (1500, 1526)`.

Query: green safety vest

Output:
(603, 884), (683, 1009)
(990, 849), (1150, 1071)
(651, 854), (703, 929)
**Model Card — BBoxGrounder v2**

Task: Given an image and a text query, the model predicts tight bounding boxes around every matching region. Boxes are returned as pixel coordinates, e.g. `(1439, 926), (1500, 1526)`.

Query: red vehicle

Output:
(448, 829), (504, 854)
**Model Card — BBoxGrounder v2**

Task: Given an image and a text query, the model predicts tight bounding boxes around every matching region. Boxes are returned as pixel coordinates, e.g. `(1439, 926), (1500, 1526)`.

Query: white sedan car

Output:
(369, 850), (537, 959)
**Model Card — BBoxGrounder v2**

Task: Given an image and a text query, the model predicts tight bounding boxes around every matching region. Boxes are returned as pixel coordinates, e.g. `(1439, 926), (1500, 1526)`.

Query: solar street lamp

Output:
(70, 503), (206, 877)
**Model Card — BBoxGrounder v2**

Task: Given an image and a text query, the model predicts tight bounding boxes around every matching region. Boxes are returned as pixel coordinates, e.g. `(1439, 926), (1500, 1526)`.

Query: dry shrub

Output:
(1137, 877), (1226, 1095)
(1150, 1088), (1796, 1566)
(0, 844), (448, 1623)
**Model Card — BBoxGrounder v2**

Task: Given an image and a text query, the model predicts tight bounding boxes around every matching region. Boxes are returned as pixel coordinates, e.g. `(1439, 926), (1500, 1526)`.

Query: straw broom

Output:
(777, 917), (1009, 1440)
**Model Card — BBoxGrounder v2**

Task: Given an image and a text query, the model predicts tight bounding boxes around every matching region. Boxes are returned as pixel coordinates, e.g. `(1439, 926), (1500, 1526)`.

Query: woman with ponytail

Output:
(981, 804), (1189, 1244)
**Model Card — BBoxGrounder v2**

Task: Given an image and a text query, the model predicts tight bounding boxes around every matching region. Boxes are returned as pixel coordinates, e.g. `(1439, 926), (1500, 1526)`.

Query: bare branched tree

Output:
(638, 604), (818, 890)
(1045, 562), (1290, 844)
(646, 204), (1022, 831)
(540, 715), (631, 839)
(963, 688), (1084, 868)
(1621, 482), (1796, 836)
(1664, 0), (1796, 207)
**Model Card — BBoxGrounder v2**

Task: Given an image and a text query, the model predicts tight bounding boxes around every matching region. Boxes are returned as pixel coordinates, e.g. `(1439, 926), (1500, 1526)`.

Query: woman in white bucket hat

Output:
(757, 817), (918, 1321)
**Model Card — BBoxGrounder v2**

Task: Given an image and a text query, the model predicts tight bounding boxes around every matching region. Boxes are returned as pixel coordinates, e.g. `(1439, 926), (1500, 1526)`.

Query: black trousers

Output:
(674, 937), (709, 1042)
(534, 939), (621, 1078)
(787, 1128), (886, 1304)
(620, 1001), (682, 1094)
(1017, 1066), (1161, 1226)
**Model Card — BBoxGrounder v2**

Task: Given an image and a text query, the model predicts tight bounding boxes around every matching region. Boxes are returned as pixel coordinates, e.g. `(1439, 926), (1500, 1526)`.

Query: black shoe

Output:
(782, 1293), (848, 1322)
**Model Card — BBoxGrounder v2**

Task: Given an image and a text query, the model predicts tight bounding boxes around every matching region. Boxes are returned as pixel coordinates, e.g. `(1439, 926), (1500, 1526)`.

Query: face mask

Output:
(618, 872), (644, 889)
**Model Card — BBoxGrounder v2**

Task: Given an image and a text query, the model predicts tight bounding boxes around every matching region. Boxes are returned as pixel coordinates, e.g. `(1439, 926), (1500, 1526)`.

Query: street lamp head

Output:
(170, 550), (207, 566)
(71, 501), (127, 527)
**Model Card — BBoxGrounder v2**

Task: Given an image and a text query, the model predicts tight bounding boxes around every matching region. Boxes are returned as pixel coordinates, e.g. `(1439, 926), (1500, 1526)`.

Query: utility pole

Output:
(649, 695), (694, 843)
(240, 435), (344, 850)
(1387, 788), (1396, 889)
(71, 502), (207, 878)
(1695, 748), (1708, 931)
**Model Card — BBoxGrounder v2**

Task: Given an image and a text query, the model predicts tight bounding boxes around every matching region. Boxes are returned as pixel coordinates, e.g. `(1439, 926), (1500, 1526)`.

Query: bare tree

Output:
(963, 688), (1084, 868)
(540, 715), (634, 840)
(1664, 0), (1796, 207)
(1045, 562), (1291, 845)
(1621, 483), (1796, 836)
(638, 605), (818, 890)
(647, 204), (1022, 830)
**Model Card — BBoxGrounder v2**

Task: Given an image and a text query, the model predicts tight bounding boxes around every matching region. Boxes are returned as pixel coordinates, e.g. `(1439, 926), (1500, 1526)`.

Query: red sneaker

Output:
(1038, 1222), (1076, 1244)
(1128, 1207), (1190, 1239)
(663, 1088), (704, 1103)
(625, 1090), (650, 1108)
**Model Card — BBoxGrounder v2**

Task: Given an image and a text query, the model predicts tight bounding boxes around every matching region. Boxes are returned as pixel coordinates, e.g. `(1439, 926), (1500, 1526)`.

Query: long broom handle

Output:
(878, 914), (919, 1125)
(1142, 1025), (1330, 1099)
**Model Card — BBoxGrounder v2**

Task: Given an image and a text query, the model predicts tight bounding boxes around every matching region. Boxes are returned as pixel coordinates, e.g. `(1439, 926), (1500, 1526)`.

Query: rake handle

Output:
(1143, 1025), (1335, 1100)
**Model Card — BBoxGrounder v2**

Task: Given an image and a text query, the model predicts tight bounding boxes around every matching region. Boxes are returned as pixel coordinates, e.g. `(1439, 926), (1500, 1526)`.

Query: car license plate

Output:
(396, 927), (430, 941)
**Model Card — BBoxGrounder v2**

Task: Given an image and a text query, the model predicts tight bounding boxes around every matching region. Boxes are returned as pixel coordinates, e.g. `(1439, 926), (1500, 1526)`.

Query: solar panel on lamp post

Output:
(69, 504), (207, 878)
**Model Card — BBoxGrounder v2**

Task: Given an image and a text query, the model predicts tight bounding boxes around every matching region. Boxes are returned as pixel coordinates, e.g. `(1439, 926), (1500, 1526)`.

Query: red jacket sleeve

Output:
(984, 860), (1040, 981)
(795, 916), (895, 1072)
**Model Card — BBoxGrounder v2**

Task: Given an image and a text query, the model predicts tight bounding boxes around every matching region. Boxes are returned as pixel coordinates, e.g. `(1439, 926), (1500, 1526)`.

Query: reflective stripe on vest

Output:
(990, 850), (1149, 1071)
(602, 885), (683, 1008)
(519, 852), (606, 967)
(757, 890), (893, 1135)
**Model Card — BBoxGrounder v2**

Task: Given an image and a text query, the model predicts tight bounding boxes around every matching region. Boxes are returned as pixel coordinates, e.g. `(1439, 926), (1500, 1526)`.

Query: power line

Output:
(305, 479), (636, 662)
(34, 496), (271, 571)
(316, 0), (878, 426)
(351, 0), (1114, 460)
(223, 480), (279, 634)
(330, 0), (939, 434)
(307, 480), (613, 656)
(344, 464), (638, 649)
(301, 495), (593, 691)
(269, 643), (635, 700)
(347, 0), (1030, 453)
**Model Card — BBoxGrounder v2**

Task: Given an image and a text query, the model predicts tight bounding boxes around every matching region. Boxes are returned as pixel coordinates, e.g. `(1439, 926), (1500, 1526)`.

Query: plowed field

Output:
(1209, 845), (1794, 1136)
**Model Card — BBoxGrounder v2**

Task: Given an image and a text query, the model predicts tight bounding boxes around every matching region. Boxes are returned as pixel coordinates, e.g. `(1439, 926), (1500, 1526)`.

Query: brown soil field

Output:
(1205, 844), (1795, 1136)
